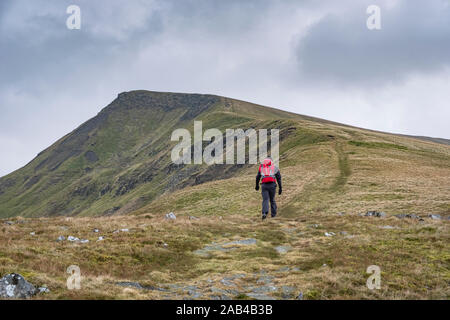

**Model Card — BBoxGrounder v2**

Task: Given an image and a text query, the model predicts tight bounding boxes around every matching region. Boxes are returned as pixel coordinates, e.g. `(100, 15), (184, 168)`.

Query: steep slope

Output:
(0, 91), (302, 217)
(0, 90), (449, 218)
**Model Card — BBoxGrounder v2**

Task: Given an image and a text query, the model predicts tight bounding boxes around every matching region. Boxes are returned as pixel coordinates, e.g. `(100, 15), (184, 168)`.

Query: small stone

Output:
(56, 235), (66, 242)
(93, 228), (99, 233)
(281, 286), (296, 299)
(365, 211), (386, 218)
(68, 236), (80, 242)
(120, 229), (129, 232)
(324, 232), (336, 237)
(339, 231), (348, 236)
(30, 232), (36, 236)
(189, 216), (199, 220)
(4, 221), (14, 225)
(97, 236), (105, 241)
(381, 225), (395, 229)
(275, 245), (292, 254)
(38, 287), (50, 294)
(227, 238), (257, 246)
(297, 292), (304, 300)
(395, 214), (420, 219)
(428, 214), (442, 220)
(80, 239), (89, 244)
(165, 212), (176, 220)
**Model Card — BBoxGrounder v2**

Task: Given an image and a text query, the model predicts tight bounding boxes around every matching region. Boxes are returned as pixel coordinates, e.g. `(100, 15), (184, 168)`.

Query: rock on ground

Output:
(364, 211), (386, 217)
(0, 274), (38, 299)
(395, 214), (422, 220)
(165, 212), (176, 220)
(275, 245), (292, 254)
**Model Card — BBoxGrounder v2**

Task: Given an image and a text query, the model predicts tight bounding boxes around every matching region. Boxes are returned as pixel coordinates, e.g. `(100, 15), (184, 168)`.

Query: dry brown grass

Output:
(0, 210), (448, 300)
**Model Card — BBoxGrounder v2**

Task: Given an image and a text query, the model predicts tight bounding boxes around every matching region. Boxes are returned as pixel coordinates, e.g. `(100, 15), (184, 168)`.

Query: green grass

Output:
(349, 140), (408, 150)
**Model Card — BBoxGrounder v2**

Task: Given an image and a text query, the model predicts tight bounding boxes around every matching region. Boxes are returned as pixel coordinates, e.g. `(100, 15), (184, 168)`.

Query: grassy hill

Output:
(0, 90), (448, 300)
(1, 90), (449, 218)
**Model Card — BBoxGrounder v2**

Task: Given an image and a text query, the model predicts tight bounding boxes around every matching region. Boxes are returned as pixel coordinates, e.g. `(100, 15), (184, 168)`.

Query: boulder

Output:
(0, 274), (38, 299)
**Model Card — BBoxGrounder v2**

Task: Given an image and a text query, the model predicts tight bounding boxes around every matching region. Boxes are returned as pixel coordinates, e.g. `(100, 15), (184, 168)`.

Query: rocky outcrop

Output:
(0, 274), (39, 299)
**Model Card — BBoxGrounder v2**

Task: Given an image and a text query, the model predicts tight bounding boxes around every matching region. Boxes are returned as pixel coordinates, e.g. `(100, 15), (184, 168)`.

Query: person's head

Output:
(263, 157), (272, 166)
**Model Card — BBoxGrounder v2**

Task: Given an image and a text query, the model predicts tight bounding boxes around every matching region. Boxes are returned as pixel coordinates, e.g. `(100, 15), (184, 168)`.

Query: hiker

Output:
(255, 157), (282, 220)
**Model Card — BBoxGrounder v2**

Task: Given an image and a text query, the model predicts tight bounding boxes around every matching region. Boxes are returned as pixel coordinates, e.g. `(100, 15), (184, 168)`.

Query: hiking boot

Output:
(271, 213), (277, 218)
(262, 213), (268, 220)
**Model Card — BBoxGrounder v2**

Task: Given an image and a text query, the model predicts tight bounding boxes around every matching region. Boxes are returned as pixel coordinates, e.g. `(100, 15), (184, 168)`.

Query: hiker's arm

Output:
(276, 171), (282, 191)
(255, 170), (261, 190)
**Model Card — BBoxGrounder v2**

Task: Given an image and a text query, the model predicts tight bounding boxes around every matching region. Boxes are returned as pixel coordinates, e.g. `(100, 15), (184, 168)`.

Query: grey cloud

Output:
(0, 0), (449, 176)
(0, 0), (164, 86)
(296, 0), (450, 86)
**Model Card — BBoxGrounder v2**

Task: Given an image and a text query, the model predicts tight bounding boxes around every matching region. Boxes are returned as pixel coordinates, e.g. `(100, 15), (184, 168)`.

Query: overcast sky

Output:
(1, 0), (449, 177)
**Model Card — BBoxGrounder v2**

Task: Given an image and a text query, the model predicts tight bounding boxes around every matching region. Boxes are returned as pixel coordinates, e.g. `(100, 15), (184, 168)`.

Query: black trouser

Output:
(261, 182), (277, 217)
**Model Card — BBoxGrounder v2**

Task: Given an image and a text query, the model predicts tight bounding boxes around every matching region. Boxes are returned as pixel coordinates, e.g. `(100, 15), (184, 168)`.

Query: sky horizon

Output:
(1, 0), (449, 177)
